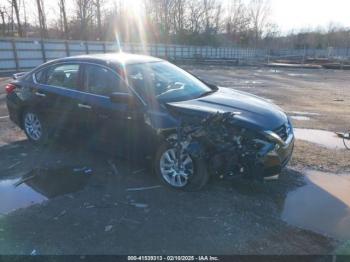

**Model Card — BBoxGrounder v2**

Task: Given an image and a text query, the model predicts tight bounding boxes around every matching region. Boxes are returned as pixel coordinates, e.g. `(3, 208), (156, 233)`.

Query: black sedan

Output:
(6, 53), (294, 190)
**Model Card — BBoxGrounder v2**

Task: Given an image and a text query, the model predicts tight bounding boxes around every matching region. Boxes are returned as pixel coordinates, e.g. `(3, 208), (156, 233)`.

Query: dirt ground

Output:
(0, 66), (349, 255)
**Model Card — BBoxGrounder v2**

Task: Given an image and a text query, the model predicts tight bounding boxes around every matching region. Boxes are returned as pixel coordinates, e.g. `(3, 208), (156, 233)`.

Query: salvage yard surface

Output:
(0, 66), (349, 255)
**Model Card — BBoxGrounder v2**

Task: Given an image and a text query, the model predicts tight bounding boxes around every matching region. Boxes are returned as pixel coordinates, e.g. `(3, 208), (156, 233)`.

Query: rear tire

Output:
(22, 110), (49, 145)
(154, 142), (209, 191)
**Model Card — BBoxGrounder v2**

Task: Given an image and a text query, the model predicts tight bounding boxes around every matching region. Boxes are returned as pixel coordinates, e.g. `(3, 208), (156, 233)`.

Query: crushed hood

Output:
(166, 87), (288, 131)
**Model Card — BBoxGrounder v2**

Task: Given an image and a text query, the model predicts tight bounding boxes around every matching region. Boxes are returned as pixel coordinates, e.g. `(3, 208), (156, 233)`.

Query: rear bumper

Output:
(261, 134), (294, 177)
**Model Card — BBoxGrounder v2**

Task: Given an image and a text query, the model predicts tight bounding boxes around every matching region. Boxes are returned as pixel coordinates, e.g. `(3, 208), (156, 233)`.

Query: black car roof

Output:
(48, 53), (164, 67)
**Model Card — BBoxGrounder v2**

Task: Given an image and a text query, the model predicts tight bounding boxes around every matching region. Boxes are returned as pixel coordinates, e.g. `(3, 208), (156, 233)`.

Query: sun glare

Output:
(114, 0), (148, 53)
(127, 0), (144, 19)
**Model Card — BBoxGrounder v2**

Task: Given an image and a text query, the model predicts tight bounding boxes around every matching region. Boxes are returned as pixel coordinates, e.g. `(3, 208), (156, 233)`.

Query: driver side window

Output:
(84, 65), (127, 96)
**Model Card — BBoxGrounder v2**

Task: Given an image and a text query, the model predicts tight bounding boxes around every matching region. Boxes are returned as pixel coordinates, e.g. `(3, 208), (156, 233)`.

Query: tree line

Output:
(1, 0), (350, 50)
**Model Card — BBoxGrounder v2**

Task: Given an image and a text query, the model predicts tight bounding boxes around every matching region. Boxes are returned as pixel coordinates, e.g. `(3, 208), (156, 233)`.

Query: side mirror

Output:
(109, 93), (138, 107)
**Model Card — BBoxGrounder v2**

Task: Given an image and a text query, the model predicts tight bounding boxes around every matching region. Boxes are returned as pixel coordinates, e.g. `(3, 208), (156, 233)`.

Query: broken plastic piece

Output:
(132, 203), (148, 208)
(126, 185), (162, 191)
(108, 160), (119, 176)
(13, 174), (36, 187)
(7, 161), (21, 169)
(104, 225), (113, 232)
(335, 132), (350, 150)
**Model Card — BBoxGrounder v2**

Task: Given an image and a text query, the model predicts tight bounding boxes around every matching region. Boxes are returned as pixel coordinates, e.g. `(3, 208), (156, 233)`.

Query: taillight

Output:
(5, 83), (17, 94)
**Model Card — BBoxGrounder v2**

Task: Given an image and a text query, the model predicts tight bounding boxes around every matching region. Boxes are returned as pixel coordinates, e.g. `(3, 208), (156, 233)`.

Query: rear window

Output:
(34, 68), (48, 84)
(35, 64), (80, 90)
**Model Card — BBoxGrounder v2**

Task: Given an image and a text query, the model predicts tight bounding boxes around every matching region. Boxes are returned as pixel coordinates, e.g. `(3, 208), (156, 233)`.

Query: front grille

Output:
(274, 124), (288, 141)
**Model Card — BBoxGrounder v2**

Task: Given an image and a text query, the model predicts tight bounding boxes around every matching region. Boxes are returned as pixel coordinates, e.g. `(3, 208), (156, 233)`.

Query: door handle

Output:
(78, 103), (92, 109)
(35, 92), (46, 97)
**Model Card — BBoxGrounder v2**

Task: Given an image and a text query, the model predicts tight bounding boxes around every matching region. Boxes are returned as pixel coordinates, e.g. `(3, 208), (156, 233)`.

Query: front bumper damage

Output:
(168, 112), (294, 181)
(260, 132), (294, 179)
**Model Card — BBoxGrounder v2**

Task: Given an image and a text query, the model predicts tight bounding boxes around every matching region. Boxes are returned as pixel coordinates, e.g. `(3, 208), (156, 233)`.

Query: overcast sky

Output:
(19, 0), (350, 33)
(270, 0), (350, 32)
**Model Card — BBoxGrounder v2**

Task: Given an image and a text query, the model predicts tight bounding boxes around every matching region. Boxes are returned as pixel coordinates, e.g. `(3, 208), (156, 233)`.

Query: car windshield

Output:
(126, 61), (212, 103)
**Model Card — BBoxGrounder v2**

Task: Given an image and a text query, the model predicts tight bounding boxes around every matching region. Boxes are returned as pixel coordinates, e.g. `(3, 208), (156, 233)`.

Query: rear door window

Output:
(44, 64), (81, 90)
(83, 65), (128, 96)
(34, 68), (49, 84)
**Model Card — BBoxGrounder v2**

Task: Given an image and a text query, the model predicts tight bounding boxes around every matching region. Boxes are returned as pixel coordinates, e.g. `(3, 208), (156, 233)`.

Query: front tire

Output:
(154, 143), (209, 191)
(22, 110), (49, 145)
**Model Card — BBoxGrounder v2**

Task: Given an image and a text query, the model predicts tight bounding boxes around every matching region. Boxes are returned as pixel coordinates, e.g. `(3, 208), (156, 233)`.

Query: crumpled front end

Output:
(167, 112), (294, 181)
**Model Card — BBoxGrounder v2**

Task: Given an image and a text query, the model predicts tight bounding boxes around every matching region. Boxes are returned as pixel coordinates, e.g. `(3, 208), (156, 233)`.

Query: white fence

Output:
(1, 37), (349, 72)
(0, 37), (266, 72)
(269, 48), (350, 60)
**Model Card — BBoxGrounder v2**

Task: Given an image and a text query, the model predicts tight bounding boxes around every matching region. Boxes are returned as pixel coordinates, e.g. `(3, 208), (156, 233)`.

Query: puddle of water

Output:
(243, 80), (263, 85)
(294, 128), (345, 150)
(291, 111), (320, 116)
(291, 116), (311, 121)
(0, 167), (91, 215)
(282, 170), (350, 240)
(0, 179), (47, 215)
(268, 69), (281, 73)
(287, 73), (309, 77)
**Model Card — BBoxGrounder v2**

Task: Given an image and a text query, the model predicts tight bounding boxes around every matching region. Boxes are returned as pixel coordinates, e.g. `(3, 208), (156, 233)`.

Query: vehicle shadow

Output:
(0, 134), (303, 196)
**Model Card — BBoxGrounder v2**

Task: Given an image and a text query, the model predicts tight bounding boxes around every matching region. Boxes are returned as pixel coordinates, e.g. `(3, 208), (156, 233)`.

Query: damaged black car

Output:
(6, 53), (294, 190)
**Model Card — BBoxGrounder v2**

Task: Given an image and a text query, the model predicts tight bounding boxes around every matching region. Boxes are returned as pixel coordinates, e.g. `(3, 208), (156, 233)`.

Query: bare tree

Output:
(145, 0), (173, 41)
(58, 0), (69, 39)
(248, 0), (271, 46)
(12, 0), (22, 36)
(19, 0), (27, 36)
(202, 0), (222, 34)
(93, 0), (104, 40)
(187, 0), (205, 34)
(36, 0), (48, 38)
(225, 0), (250, 42)
(0, 7), (6, 36)
(171, 0), (186, 34)
(74, 0), (94, 40)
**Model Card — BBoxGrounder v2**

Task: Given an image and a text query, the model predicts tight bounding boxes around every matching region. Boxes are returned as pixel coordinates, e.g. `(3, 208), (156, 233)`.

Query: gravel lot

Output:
(0, 65), (349, 255)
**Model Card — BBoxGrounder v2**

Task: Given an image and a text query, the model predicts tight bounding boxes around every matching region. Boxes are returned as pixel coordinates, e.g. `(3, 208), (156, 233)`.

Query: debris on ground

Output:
(7, 161), (21, 169)
(30, 249), (37, 255)
(336, 132), (350, 140)
(13, 174), (35, 187)
(104, 225), (113, 232)
(108, 160), (119, 176)
(73, 167), (87, 172)
(53, 210), (67, 220)
(131, 203), (149, 208)
(336, 132), (350, 150)
(126, 185), (162, 192)
(73, 167), (93, 175)
(132, 169), (146, 174)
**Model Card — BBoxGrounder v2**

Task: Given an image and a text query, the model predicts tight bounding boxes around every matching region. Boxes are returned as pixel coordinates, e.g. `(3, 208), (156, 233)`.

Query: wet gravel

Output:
(0, 68), (345, 255)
